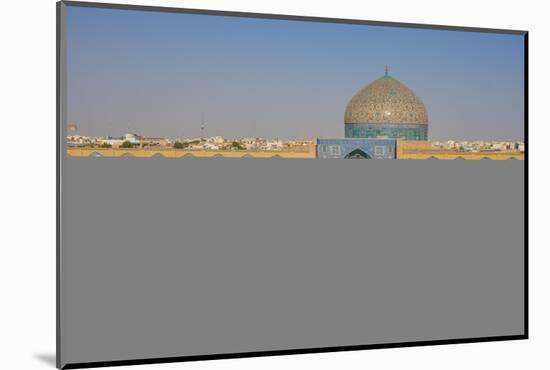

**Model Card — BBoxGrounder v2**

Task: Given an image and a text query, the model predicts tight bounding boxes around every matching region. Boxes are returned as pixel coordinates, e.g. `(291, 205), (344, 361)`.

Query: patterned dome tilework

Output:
(344, 75), (428, 125)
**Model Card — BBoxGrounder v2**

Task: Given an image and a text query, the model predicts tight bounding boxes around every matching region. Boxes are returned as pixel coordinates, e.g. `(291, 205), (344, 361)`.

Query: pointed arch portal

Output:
(344, 148), (371, 159)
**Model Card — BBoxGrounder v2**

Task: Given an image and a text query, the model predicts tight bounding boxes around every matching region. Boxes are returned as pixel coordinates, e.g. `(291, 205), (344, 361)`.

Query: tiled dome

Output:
(344, 68), (428, 126)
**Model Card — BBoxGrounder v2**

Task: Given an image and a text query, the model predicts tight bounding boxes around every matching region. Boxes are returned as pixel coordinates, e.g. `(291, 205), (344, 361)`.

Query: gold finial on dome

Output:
(385, 64), (388, 76)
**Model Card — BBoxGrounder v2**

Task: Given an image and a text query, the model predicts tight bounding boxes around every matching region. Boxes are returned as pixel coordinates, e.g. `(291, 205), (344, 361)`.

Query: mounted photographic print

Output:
(57, 1), (527, 369)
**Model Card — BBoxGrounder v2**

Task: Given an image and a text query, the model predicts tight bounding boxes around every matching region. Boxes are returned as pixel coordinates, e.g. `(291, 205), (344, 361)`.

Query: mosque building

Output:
(344, 65), (428, 141)
(318, 66), (428, 159)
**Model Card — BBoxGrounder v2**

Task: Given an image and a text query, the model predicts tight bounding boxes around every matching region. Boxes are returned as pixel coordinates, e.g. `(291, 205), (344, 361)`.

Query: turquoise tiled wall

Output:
(345, 123), (428, 141)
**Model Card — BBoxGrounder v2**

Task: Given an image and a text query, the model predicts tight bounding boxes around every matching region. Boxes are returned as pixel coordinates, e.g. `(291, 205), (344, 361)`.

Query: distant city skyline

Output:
(67, 5), (525, 141)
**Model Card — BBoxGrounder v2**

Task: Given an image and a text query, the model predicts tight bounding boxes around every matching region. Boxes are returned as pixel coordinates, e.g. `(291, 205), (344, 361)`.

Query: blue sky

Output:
(67, 5), (525, 140)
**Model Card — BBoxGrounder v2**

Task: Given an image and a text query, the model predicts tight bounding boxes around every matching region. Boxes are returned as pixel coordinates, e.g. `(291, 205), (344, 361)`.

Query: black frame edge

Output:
(61, 0), (527, 35)
(523, 32), (529, 339)
(62, 335), (527, 369)
(56, 1), (63, 369)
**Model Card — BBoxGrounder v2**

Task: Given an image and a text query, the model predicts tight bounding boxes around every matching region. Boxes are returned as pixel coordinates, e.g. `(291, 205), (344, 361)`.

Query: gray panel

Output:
(60, 158), (524, 366)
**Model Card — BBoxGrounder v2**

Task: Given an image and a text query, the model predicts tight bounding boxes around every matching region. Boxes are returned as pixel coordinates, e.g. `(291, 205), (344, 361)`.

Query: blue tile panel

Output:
(317, 139), (396, 159)
(345, 123), (428, 141)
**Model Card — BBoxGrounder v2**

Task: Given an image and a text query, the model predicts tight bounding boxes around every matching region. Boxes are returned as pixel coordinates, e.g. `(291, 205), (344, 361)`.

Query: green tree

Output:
(120, 140), (134, 148)
(231, 141), (245, 150)
(173, 141), (185, 149)
(100, 142), (112, 148)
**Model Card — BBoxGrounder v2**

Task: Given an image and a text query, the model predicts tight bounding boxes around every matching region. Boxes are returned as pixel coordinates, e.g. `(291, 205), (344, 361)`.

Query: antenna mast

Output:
(200, 113), (205, 139)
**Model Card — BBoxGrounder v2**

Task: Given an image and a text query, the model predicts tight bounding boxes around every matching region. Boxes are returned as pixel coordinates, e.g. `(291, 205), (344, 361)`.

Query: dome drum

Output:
(345, 123), (428, 141)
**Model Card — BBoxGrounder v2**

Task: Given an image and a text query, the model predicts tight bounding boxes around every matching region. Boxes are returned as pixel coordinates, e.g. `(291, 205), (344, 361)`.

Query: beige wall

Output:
(68, 141), (524, 160)
(396, 140), (524, 160)
(67, 145), (317, 159)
